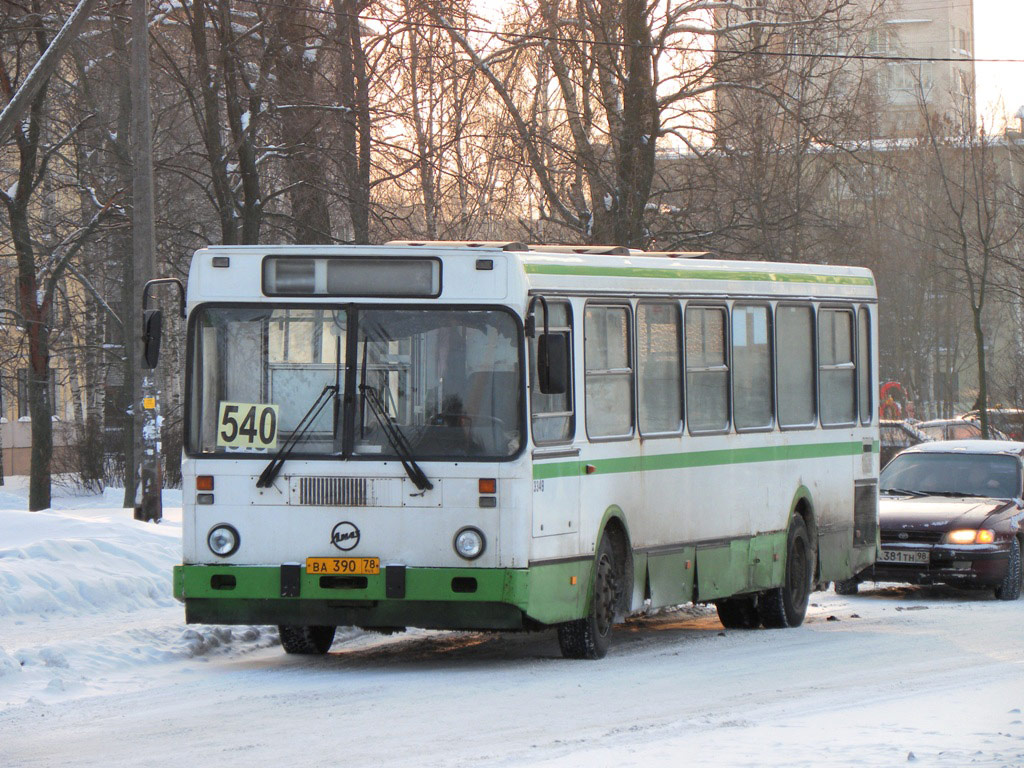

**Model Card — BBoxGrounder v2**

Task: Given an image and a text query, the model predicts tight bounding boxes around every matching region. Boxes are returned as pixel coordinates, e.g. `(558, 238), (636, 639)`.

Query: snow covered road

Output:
(2, 485), (1023, 767)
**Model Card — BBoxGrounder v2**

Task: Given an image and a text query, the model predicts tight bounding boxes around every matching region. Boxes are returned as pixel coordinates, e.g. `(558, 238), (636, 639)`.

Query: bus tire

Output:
(834, 578), (859, 596)
(758, 515), (812, 629)
(279, 624), (336, 655)
(715, 595), (760, 629)
(994, 538), (1022, 601)
(557, 536), (620, 660)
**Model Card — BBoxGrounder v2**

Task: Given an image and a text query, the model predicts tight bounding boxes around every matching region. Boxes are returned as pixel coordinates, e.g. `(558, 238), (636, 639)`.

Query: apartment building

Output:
(869, 0), (976, 135)
(713, 0), (977, 141)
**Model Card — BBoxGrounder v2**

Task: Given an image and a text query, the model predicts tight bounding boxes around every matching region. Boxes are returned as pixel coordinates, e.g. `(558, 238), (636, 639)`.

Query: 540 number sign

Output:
(217, 402), (279, 450)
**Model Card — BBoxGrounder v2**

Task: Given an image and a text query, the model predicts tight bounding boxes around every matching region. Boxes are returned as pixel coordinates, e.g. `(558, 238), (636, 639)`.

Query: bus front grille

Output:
(298, 477), (372, 506)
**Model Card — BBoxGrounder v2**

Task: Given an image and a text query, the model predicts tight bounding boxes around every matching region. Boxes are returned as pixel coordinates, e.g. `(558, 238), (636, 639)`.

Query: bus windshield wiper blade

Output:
(256, 384), (337, 488)
(361, 384), (433, 491)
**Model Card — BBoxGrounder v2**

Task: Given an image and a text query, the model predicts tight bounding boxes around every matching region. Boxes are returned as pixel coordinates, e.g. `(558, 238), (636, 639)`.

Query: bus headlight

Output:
(207, 524), (240, 557)
(453, 527), (485, 560)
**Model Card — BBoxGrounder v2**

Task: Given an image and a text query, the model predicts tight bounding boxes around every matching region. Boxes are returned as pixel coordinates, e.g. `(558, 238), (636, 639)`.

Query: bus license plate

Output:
(306, 557), (380, 575)
(877, 549), (929, 565)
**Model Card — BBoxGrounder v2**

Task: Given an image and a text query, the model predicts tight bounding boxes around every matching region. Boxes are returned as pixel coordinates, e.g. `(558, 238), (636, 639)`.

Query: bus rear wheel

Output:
(279, 624), (336, 655)
(758, 515), (812, 629)
(558, 536), (621, 660)
(715, 595), (760, 629)
(834, 578), (860, 596)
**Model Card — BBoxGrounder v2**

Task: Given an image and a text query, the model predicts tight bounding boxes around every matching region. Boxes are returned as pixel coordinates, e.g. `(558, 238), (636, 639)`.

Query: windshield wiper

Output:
(256, 384), (337, 488)
(361, 384), (433, 491)
(880, 487), (929, 497)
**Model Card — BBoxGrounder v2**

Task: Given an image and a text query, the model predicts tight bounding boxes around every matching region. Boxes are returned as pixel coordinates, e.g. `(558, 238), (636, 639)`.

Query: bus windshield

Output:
(188, 306), (523, 460)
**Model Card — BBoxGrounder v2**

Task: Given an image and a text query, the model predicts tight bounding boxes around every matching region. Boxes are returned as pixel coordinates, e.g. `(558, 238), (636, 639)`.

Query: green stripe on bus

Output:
(523, 263), (875, 287)
(532, 440), (872, 480)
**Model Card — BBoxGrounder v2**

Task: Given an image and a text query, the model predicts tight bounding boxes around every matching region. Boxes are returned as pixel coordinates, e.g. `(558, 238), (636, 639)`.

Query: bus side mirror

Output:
(142, 309), (163, 369)
(537, 332), (568, 395)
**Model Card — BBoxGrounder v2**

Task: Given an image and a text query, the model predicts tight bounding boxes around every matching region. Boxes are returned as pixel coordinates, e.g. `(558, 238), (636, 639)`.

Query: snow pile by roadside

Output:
(0, 481), (274, 707)
(0, 507), (177, 618)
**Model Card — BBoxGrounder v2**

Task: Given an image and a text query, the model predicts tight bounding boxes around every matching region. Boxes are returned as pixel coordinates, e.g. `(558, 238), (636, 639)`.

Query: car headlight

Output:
(945, 528), (995, 545)
(453, 527), (485, 560)
(207, 524), (240, 557)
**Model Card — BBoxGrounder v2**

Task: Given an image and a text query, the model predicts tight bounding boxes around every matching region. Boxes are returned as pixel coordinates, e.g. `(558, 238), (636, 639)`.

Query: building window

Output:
(17, 368), (58, 419)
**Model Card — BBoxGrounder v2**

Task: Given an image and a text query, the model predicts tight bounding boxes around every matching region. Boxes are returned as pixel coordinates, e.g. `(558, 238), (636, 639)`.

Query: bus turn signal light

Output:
(197, 475), (215, 491)
(479, 478), (496, 494)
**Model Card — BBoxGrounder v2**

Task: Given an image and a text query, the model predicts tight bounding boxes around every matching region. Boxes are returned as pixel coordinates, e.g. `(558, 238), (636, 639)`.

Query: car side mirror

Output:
(537, 332), (568, 395)
(142, 309), (163, 369)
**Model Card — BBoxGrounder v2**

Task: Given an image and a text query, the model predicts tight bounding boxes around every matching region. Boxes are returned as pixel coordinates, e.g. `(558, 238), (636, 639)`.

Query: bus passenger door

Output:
(531, 455), (580, 538)
(527, 298), (580, 544)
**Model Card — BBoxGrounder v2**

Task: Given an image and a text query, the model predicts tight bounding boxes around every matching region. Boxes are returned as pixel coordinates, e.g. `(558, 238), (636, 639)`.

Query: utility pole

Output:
(128, 0), (161, 522)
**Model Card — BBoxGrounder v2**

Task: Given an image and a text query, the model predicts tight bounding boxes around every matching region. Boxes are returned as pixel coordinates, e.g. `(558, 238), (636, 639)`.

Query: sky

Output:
(973, 0), (1024, 127)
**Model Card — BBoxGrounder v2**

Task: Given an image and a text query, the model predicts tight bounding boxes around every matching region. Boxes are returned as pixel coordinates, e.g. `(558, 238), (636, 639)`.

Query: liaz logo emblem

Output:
(331, 521), (361, 551)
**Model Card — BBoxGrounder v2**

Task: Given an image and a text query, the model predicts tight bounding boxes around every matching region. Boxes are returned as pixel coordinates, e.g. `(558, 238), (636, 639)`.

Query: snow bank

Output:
(0, 480), (272, 710)
(0, 507), (177, 617)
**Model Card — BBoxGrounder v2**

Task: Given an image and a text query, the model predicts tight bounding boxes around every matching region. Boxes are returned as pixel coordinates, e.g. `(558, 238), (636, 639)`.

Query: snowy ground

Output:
(2, 479), (1023, 767)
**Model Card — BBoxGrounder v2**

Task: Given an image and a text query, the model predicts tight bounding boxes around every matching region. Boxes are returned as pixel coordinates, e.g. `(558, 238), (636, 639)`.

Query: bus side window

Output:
(777, 304), (816, 428)
(685, 305), (729, 433)
(530, 301), (575, 444)
(637, 301), (682, 435)
(732, 304), (773, 430)
(819, 308), (856, 426)
(584, 304), (634, 439)
(858, 307), (872, 424)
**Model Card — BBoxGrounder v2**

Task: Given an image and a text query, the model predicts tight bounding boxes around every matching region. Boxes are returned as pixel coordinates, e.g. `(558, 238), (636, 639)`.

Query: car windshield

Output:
(880, 452), (1022, 499)
(188, 306), (523, 460)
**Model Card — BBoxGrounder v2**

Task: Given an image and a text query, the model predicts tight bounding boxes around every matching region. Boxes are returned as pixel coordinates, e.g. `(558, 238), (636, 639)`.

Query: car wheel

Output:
(715, 595), (761, 629)
(834, 578), (859, 596)
(279, 625), (336, 654)
(758, 515), (813, 628)
(994, 538), (1022, 601)
(558, 535), (622, 659)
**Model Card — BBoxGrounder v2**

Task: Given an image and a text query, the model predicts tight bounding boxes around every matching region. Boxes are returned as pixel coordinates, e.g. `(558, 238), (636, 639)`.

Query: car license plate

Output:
(306, 557), (380, 575)
(877, 549), (929, 565)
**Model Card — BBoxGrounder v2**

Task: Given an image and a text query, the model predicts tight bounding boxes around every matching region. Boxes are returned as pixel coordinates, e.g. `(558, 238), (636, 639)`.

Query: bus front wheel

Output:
(279, 624), (336, 655)
(557, 536), (621, 660)
(758, 515), (812, 629)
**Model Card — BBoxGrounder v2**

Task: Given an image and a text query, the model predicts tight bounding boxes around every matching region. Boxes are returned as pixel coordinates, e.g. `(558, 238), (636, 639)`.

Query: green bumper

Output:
(173, 560), (591, 630)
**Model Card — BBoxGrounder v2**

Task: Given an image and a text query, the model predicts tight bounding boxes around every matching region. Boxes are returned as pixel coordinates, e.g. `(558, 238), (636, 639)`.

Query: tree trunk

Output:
(274, 1), (332, 243)
(335, 0), (371, 243)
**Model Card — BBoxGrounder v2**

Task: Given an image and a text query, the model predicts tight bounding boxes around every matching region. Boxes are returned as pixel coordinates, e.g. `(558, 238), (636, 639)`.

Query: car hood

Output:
(878, 496), (1013, 531)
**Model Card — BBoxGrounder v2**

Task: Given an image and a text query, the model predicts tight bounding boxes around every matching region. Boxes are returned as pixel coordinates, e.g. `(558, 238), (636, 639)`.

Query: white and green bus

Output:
(159, 242), (879, 659)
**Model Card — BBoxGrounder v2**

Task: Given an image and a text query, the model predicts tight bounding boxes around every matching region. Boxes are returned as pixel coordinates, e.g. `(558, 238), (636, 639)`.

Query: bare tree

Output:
(915, 104), (1024, 434)
(1, 0), (120, 509)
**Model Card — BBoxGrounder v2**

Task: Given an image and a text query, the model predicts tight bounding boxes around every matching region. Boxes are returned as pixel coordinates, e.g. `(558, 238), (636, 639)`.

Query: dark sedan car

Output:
(837, 440), (1024, 599)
